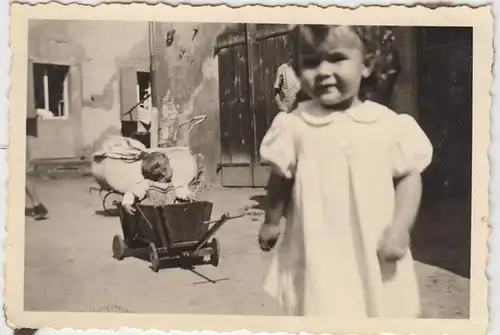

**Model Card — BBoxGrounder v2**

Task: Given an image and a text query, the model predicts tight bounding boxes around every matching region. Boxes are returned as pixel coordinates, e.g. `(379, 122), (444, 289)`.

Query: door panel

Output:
(217, 25), (254, 186)
(217, 24), (295, 187)
(251, 27), (295, 187)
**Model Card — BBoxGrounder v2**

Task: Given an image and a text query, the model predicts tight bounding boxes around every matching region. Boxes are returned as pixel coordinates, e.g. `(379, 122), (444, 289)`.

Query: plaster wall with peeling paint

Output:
(28, 20), (151, 160)
(27, 20), (226, 185)
(152, 22), (226, 185)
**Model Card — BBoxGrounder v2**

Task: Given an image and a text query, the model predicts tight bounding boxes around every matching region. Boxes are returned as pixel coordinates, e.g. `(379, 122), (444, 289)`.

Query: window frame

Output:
(32, 62), (71, 121)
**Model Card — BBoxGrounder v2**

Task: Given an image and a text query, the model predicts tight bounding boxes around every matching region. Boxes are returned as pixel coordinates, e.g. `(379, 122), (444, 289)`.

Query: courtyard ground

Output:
(24, 176), (470, 318)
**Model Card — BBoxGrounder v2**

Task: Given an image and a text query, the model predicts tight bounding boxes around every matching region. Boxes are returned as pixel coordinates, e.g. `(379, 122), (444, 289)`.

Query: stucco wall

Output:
(28, 20), (226, 185)
(28, 20), (151, 158)
(153, 22), (225, 185)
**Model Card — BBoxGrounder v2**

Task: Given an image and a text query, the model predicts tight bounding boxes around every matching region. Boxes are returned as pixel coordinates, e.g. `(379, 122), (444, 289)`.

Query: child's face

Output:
(298, 26), (372, 108)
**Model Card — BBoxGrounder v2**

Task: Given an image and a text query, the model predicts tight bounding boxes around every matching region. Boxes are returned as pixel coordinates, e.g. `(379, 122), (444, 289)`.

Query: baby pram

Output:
(90, 115), (207, 215)
(113, 200), (244, 272)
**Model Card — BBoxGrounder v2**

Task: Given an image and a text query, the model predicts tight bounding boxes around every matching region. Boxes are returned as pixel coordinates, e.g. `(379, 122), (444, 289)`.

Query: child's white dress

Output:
(260, 100), (433, 317)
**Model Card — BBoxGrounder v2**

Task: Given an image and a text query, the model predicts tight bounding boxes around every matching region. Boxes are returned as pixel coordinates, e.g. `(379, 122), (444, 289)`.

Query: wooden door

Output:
(249, 24), (297, 187)
(217, 24), (295, 187)
(217, 24), (254, 187)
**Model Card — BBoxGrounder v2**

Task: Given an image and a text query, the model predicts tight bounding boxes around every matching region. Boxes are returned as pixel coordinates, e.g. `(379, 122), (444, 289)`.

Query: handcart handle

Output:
(202, 212), (244, 225)
(191, 212), (242, 255)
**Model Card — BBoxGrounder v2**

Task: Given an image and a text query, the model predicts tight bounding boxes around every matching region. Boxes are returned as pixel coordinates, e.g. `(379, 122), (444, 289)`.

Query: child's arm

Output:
(392, 171), (422, 232)
(122, 191), (138, 215)
(379, 113), (433, 262)
(378, 171), (422, 262)
(258, 171), (293, 251)
(121, 180), (149, 215)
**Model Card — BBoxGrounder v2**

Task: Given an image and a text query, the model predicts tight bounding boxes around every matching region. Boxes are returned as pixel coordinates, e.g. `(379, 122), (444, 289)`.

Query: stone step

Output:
(30, 158), (92, 179)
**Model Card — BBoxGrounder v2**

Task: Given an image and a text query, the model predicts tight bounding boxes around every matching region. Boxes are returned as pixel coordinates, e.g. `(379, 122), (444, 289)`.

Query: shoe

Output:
(33, 204), (49, 220)
(25, 207), (35, 217)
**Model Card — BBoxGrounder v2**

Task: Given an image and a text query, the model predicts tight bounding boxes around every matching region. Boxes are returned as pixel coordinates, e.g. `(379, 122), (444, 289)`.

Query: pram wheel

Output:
(149, 242), (160, 272)
(103, 191), (121, 216)
(112, 235), (126, 260)
(209, 238), (220, 267)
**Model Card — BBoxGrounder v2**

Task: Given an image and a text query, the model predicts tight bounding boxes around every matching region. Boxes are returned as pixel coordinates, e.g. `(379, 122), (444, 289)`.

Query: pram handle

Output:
(173, 115), (207, 143)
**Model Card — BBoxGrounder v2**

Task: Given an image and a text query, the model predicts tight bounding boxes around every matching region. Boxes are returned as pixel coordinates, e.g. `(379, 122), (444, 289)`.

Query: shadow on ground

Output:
(249, 195), (267, 211)
(94, 209), (119, 217)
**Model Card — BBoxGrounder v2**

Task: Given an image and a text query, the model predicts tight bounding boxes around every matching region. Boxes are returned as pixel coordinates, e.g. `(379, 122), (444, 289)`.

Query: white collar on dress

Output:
(297, 100), (395, 126)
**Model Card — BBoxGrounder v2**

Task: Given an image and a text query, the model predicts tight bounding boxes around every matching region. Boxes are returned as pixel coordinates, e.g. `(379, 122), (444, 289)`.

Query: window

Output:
(33, 63), (70, 119)
(119, 68), (152, 124)
(136, 71), (152, 133)
(136, 71), (152, 108)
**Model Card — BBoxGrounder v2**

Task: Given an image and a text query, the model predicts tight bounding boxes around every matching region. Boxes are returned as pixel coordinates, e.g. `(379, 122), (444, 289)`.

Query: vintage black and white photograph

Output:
(5, 3), (491, 335)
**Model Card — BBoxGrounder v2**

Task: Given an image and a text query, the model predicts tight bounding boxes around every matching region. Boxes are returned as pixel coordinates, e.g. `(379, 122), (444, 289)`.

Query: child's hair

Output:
(141, 152), (173, 182)
(290, 25), (401, 106)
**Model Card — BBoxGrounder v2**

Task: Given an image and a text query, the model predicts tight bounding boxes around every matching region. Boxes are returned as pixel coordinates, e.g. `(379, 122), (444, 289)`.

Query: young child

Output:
(121, 152), (195, 215)
(258, 25), (433, 318)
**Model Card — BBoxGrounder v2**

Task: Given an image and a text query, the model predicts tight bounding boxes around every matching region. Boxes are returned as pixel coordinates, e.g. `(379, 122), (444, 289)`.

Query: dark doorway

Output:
(411, 27), (473, 279)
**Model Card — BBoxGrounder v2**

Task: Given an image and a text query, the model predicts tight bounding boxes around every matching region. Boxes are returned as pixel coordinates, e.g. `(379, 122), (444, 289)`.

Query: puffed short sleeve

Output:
(391, 114), (434, 178)
(259, 112), (297, 179)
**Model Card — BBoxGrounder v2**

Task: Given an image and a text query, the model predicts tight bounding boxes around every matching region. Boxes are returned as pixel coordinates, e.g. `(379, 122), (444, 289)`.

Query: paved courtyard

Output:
(24, 177), (470, 318)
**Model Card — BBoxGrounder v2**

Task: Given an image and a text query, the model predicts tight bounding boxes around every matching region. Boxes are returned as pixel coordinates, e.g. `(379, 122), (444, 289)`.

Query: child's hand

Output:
(258, 223), (281, 251)
(123, 203), (136, 215)
(175, 186), (197, 202)
(377, 225), (410, 262)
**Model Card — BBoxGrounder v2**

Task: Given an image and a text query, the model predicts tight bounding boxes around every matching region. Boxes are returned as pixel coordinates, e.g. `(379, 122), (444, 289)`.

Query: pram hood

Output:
(93, 136), (147, 162)
(91, 136), (202, 194)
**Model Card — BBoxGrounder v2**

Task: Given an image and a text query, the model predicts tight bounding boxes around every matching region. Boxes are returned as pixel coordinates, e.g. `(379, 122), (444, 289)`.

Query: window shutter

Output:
(119, 67), (138, 121)
(26, 59), (36, 119)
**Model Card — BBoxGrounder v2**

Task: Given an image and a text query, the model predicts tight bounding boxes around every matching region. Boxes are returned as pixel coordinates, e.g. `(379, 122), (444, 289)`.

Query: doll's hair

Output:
(290, 25), (401, 106)
(141, 152), (173, 182)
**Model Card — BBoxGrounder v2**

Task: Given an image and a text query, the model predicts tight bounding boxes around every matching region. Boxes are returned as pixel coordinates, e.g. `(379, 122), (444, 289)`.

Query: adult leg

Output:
(26, 177), (41, 206)
(25, 175), (35, 215)
(25, 175), (48, 220)
(25, 136), (35, 215)
(25, 136), (48, 220)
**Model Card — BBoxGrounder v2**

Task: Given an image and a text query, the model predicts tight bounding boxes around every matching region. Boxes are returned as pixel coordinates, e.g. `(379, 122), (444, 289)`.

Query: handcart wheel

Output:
(149, 242), (160, 273)
(209, 238), (220, 267)
(112, 235), (126, 260)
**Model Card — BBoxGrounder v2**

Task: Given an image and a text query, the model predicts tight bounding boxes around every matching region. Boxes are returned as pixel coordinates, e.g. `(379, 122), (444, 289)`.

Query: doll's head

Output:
(291, 25), (401, 108)
(141, 152), (173, 183)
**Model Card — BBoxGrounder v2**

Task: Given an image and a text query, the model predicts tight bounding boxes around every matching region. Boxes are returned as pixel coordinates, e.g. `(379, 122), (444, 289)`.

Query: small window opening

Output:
(136, 71), (152, 108)
(33, 63), (70, 118)
(136, 71), (153, 135)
